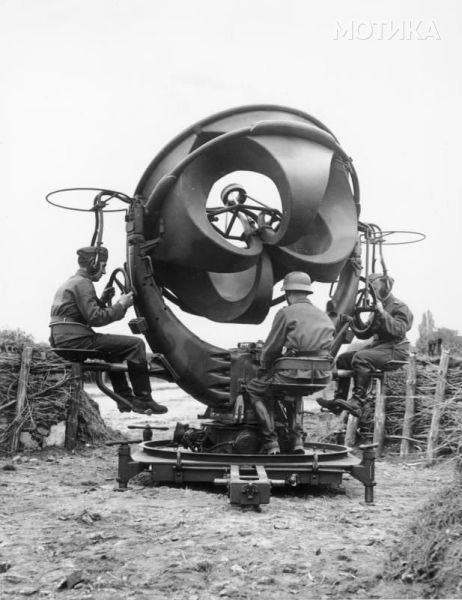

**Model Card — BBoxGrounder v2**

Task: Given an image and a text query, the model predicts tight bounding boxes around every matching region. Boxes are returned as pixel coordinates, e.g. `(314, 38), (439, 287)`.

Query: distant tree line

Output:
(0, 328), (36, 352)
(416, 310), (462, 356)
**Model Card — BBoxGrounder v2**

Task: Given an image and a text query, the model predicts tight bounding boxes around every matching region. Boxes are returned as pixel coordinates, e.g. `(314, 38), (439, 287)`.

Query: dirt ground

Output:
(0, 384), (455, 600)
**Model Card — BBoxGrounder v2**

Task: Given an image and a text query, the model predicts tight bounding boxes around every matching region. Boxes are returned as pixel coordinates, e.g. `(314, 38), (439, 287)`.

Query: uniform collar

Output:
(382, 293), (395, 309)
(290, 296), (313, 305)
(76, 268), (92, 280)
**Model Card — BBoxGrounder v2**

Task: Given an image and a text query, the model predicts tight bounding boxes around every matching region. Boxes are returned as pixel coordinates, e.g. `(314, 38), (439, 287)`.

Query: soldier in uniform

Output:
(49, 246), (168, 415)
(246, 271), (335, 455)
(318, 272), (413, 418)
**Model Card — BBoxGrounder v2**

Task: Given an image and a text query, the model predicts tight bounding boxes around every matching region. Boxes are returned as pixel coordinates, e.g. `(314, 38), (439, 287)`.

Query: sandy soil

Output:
(0, 383), (455, 599)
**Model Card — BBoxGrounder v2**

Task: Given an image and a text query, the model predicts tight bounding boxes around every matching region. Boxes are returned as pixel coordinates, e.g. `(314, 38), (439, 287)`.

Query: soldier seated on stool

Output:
(317, 273), (413, 418)
(246, 271), (335, 455)
(49, 245), (168, 415)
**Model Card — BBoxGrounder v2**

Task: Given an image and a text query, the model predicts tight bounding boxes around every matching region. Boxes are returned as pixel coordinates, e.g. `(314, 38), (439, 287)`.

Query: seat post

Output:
(278, 394), (305, 449)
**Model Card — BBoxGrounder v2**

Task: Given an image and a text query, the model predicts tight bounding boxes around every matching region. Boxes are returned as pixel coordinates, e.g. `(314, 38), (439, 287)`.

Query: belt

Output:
(286, 350), (332, 358)
(373, 338), (409, 346)
(49, 319), (92, 331)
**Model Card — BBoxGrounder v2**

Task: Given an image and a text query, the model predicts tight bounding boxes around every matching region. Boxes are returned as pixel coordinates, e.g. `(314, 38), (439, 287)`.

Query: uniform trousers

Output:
(336, 341), (409, 374)
(50, 330), (147, 365)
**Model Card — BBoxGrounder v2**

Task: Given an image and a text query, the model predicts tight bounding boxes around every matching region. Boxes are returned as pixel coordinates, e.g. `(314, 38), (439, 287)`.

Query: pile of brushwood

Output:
(0, 340), (109, 455)
(370, 356), (462, 597)
(357, 356), (462, 456)
(384, 457), (462, 599)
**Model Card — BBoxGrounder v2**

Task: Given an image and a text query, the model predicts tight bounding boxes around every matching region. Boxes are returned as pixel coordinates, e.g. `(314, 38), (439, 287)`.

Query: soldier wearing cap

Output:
(318, 272), (413, 418)
(246, 271), (335, 455)
(49, 246), (168, 415)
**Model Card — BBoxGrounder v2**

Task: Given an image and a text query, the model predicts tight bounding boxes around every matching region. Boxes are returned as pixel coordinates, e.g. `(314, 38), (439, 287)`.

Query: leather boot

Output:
(335, 372), (370, 418)
(336, 375), (352, 401)
(286, 397), (305, 454)
(247, 392), (280, 454)
(316, 375), (350, 415)
(108, 372), (134, 412)
(127, 361), (168, 415)
(352, 372), (371, 402)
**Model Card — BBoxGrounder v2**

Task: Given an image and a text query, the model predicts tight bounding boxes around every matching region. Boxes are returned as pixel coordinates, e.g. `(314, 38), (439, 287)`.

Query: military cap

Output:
(77, 245), (109, 266)
(369, 272), (394, 286)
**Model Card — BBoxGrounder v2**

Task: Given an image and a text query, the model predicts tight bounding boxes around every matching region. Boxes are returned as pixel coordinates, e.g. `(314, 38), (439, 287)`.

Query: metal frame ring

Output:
(45, 187), (132, 212)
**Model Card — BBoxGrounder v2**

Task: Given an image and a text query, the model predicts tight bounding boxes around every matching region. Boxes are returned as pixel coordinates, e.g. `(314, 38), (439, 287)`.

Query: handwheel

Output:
(104, 268), (129, 306)
(350, 279), (378, 339)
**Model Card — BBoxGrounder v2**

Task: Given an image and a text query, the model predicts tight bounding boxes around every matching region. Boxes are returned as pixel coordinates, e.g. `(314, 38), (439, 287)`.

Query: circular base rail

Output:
(140, 439), (350, 464)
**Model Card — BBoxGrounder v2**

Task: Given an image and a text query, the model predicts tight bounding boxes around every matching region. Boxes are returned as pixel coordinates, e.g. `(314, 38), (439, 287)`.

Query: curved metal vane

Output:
(135, 106), (359, 324)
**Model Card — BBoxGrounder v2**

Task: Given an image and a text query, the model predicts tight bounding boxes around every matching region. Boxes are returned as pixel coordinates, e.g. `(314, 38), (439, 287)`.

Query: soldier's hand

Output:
(375, 299), (385, 314)
(100, 286), (115, 305)
(119, 291), (134, 309)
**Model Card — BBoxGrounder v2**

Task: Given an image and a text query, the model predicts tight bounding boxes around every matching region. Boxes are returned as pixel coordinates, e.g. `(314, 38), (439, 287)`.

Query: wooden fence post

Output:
(65, 363), (83, 450)
(400, 353), (417, 457)
(426, 349), (450, 465)
(10, 346), (33, 453)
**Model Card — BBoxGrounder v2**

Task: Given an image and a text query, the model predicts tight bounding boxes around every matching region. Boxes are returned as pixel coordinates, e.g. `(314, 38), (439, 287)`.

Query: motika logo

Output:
(334, 20), (441, 41)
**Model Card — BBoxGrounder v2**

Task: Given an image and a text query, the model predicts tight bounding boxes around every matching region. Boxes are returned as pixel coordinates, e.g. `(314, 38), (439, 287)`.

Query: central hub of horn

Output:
(206, 173), (283, 249)
(221, 183), (247, 206)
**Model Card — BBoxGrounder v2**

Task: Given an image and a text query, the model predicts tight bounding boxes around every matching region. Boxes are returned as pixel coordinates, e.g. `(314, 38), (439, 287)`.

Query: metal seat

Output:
(268, 356), (333, 397)
(370, 359), (409, 378)
(380, 359), (409, 370)
(51, 347), (106, 364)
(335, 359), (408, 381)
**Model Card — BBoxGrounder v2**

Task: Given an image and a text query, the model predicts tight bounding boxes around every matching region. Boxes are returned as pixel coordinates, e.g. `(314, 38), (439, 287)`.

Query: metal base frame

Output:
(116, 441), (376, 506)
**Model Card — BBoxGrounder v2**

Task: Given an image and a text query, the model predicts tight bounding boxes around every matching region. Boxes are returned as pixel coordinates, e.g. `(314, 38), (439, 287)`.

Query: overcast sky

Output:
(1, 0), (461, 349)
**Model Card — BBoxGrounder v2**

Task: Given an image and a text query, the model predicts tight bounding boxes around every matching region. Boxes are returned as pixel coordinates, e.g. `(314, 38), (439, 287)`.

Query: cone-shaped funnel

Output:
(154, 251), (273, 323)
(268, 158), (358, 282)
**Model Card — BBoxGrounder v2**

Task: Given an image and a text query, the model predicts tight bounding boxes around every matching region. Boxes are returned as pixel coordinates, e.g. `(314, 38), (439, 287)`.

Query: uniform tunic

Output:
(50, 269), (125, 329)
(49, 268), (146, 364)
(261, 297), (334, 370)
(369, 293), (413, 345)
(337, 293), (413, 373)
(247, 297), (335, 396)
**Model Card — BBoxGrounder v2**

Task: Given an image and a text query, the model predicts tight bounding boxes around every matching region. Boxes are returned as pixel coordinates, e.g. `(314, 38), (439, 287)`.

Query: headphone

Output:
(370, 273), (393, 297)
(87, 256), (99, 276)
(382, 274), (393, 295)
(87, 245), (104, 276)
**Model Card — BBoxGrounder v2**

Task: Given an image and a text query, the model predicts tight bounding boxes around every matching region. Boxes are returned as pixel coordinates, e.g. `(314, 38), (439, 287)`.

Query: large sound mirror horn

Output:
(135, 108), (359, 323)
(127, 106), (361, 408)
